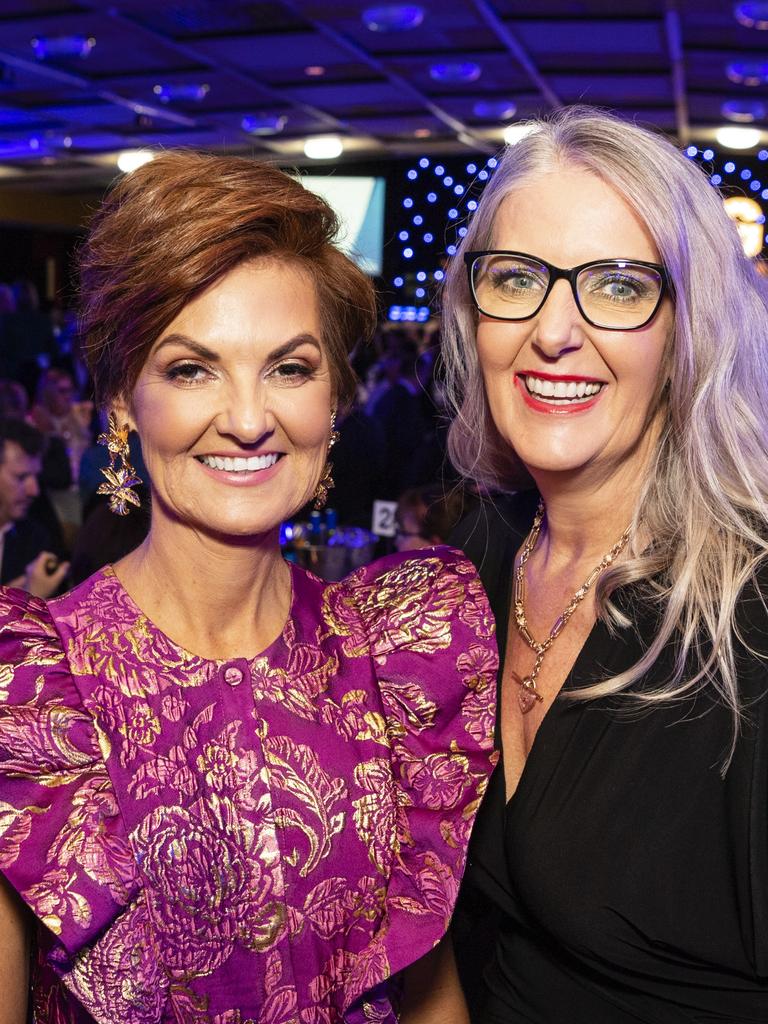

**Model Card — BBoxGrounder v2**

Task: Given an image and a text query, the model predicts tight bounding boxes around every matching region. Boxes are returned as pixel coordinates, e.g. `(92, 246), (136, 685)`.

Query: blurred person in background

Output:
(396, 483), (469, 552)
(0, 417), (68, 597)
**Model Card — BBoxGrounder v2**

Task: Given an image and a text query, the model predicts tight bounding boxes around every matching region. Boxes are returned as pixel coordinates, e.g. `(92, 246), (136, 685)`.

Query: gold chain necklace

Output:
(512, 500), (631, 715)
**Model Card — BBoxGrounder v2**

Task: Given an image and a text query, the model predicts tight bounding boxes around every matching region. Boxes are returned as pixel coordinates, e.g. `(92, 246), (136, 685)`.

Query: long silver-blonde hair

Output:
(442, 106), (768, 755)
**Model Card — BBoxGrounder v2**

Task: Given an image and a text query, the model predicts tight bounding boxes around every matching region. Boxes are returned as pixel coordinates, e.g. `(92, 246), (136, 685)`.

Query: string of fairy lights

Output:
(387, 144), (768, 322)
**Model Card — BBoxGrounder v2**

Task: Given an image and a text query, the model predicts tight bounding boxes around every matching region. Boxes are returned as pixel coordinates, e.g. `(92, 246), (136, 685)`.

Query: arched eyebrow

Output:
(154, 333), (322, 363)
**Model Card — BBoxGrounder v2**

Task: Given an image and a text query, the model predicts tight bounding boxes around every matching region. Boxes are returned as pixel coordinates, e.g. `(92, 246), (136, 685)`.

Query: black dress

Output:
(451, 492), (768, 1023)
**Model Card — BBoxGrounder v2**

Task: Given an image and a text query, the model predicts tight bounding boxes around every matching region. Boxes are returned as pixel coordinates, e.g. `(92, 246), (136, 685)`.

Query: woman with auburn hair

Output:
(0, 151), (497, 1023)
(435, 106), (768, 1021)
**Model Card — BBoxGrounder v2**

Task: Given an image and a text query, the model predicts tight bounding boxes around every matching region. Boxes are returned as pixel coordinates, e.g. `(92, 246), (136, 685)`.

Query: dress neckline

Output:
(95, 559), (300, 666)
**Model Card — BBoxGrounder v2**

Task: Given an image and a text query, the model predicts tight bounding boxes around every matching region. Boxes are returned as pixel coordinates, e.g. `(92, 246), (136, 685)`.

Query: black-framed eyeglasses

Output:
(464, 250), (671, 331)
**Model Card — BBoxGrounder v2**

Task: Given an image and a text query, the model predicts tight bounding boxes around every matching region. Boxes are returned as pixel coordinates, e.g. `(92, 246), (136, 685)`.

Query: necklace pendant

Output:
(513, 673), (543, 714)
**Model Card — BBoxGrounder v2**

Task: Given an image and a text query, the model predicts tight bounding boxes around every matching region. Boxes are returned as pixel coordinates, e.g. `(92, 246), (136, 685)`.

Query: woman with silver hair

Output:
(434, 106), (768, 1021)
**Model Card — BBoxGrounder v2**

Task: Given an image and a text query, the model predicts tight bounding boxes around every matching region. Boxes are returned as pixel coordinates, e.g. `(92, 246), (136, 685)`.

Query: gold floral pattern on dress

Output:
(0, 548), (497, 1023)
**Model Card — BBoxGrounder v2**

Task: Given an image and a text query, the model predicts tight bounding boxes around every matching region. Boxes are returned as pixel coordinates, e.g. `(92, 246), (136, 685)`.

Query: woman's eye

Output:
(273, 361), (314, 381)
(492, 269), (543, 292)
(592, 275), (647, 302)
(166, 362), (210, 384)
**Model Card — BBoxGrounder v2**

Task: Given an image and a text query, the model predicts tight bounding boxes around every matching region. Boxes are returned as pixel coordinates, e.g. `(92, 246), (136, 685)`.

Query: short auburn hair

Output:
(79, 150), (377, 408)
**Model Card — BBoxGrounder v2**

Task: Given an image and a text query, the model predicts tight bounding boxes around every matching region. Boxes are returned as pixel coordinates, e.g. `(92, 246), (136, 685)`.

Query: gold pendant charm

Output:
(511, 672), (544, 715)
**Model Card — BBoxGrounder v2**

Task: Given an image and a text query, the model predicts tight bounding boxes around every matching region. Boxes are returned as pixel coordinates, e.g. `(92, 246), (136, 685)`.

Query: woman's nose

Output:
(531, 280), (586, 358)
(214, 385), (275, 443)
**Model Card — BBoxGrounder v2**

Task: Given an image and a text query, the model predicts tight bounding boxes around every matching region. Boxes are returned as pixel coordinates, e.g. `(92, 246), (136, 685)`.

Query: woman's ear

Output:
(110, 393), (136, 432)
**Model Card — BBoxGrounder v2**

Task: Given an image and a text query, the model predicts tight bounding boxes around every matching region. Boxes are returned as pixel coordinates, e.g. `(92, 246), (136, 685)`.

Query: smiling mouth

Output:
(519, 373), (606, 405)
(196, 453), (281, 472)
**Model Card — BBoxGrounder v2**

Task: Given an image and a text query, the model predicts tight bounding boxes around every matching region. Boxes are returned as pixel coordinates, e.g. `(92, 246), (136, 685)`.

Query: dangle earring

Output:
(97, 412), (143, 516)
(312, 411), (339, 511)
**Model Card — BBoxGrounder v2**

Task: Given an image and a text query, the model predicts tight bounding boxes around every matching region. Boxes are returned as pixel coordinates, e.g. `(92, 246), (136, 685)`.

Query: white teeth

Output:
(522, 375), (604, 403)
(199, 453), (279, 472)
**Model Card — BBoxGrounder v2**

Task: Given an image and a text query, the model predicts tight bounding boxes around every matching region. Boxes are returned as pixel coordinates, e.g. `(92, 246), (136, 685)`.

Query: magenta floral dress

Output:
(0, 548), (497, 1024)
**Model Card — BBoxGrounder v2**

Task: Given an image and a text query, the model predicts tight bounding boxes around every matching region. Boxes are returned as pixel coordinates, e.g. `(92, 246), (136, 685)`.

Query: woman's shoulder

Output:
(333, 545), (496, 658)
(0, 582), (138, 973)
(0, 583), (66, 682)
(449, 489), (539, 565)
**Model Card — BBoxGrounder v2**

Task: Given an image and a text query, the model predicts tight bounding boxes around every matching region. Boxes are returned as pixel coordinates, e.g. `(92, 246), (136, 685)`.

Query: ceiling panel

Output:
(0, 0), (761, 192)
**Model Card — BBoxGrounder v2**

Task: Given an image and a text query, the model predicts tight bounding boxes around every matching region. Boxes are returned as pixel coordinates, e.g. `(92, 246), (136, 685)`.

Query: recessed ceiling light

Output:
(726, 59), (768, 84)
(722, 98), (767, 122)
(117, 149), (155, 173)
(241, 113), (288, 136)
(429, 61), (482, 84)
(31, 35), (95, 59)
(414, 127), (431, 138)
(152, 83), (210, 103)
(362, 5), (425, 31)
(304, 65), (326, 77)
(473, 99), (517, 120)
(304, 136), (344, 159)
(503, 123), (538, 145)
(734, 2), (768, 28)
(715, 125), (762, 149)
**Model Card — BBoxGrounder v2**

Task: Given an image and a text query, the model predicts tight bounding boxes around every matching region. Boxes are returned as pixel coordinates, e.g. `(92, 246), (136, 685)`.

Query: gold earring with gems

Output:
(97, 412), (143, 516)
(312, 411), (339, 511)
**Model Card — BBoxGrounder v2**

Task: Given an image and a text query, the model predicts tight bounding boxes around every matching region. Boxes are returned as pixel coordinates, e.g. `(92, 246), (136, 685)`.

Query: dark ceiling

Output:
(0, 0), (765, 191)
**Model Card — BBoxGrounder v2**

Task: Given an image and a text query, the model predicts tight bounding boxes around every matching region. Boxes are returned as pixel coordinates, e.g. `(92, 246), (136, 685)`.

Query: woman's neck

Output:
(113, 513), (291, 661)
(529, 459), (646, 572)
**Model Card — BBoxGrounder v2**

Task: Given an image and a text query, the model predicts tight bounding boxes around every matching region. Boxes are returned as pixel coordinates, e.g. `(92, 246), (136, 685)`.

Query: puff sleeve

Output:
(0, 586), (154, 1019)
(331, 547), (498, 1017)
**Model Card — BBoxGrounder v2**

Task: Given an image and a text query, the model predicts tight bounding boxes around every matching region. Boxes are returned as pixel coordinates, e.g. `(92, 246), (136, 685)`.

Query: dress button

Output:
(223, 665), (243, 686)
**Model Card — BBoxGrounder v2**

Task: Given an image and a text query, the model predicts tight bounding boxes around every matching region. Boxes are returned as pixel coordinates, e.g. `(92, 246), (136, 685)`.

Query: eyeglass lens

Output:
(471, 254), (663, 329)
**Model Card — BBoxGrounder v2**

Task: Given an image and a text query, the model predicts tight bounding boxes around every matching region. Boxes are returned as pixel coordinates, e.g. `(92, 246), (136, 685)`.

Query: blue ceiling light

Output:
(443, 175), (454, 186)
(458, 226), (468, 236)
(429, 61), (482, 84)
(427, 191), (437, 202)
(742, 167), (753, 179)
(478, 169), (489, 180)
(467, 199), (478, 210)
(419, 157), (430, 168)
(241, 113), (287, 136)
(722, 98), (767, 122)
(154, 83), (209, 103)
(423, 232), (434, 242)
(415, 287), (426, 297)
(412, 214), (423, 225)
(751, 179), (762, 189)
(466, 163), (477, 174)
(760, 149), (768, 159)
(434, 164), (445, 175)
(403, 247), (414, 258)
(448, 208), (459, 219)
(711, 174), (723, 184)
(702, 148), (715, 160)
(472, 99), (517, 120)
(394, 276), (404, 287)
(398, 230), (409, 240)
(407, 169), (417, 179)
(416, 271), (427, 281)
(487, 157), (498, 168)
(446, 244), (457, 255)
(362, 5), (425, 31)
(403, 197), (413, 208)
(725, 161), (736, 172)
(685, 145), (698, 157)
(31, 35), (95, 59)
(434, 269), (445, 281)
(454, 184), (464, 195)
(735, 2), (768, 29)
(726, 60), (768, 84)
